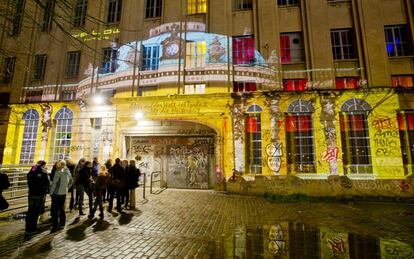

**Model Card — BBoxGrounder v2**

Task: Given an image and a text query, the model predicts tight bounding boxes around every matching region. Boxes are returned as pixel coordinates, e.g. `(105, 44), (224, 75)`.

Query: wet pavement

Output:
(0, 189), (414, 258)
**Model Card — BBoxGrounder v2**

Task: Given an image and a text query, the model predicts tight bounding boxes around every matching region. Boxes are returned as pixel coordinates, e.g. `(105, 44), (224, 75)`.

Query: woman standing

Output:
(50, 160), (73, 232)
(89, 166), (109, 219)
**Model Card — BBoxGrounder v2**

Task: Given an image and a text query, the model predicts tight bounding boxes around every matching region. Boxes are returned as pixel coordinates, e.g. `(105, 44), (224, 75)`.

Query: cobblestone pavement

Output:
(1, 189), (414, 258)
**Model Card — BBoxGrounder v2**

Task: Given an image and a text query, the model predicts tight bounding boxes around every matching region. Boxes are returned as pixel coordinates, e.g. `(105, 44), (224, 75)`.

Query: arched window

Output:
(54, 107), (73, 161)
(340, 98), (372, 174)
(246, 105), (262, 174)
(286, 100), (315, 173)
(20, 109), (40, 164)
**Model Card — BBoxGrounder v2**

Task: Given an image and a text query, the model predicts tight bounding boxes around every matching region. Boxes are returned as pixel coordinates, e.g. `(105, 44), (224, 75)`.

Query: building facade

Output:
(0, 0), (413, 189)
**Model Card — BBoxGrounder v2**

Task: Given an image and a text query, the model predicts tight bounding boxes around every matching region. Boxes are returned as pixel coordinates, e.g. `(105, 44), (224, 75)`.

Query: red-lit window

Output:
(335, 77), (359, 90)
(280, 32), (303, 64)
(398, 112), (414, 175)
(246, 105), (262, 174)
(340, 113), (371, 172)
(283, 79), (307, 91)
(232, 36), (255, 65)
(233, 82), (257, 92)
(285, 114), (315, 173)
(392, 75), (414, 88)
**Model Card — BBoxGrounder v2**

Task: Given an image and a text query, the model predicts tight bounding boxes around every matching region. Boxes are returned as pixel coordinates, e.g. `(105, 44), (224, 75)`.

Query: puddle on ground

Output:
(215, 223), (414, 258)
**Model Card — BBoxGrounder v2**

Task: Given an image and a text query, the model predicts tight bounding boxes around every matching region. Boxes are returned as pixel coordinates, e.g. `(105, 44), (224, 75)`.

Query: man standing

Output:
(25, 160), (50, 235)
(108, 158), (125, 212)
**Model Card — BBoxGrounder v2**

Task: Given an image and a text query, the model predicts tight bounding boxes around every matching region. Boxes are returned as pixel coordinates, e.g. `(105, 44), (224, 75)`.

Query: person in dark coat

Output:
(89, 166), (109, 219)
(108, 158), (125, 212)
(66, 159), (76, 210)
(73, 158), (85, 209)
(25, 160), (50, 235)
(103, 159), (113, 202)
(77, 161), (94, 216)
(124, 160), (140, 209)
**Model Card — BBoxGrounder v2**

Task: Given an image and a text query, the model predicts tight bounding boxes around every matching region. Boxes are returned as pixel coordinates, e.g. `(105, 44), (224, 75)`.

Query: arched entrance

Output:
(122, 120), (216, 189)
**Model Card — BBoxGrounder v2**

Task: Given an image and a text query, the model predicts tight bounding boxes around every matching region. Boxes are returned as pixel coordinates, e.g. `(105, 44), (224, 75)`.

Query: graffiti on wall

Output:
(265, 225), (285, 256)
(319, 95), (339, 175)
(167, 140), (209, 189)
(374, 129), (400, 157)
(230, 100), (246, 173)
(265, 93), (283, 175)
(266, 143), (282, 173)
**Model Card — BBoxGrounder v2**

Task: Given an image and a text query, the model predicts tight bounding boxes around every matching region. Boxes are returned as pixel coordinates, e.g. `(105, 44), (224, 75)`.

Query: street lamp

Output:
(134, 111), (144, 120)
(93, 95), (104, 105)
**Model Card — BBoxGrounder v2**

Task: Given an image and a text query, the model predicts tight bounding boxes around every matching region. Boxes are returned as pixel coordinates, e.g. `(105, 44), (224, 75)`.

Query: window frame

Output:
(277, 0), (299, 7)
(145, 0), (162, 19)
(101, 47), (118, 73)
(184, 84), (205, 94)
(246, 105), (263, 174)
(73, 0), (88, 27)
(65, 51), (81, 78)
(20, 109), (40, 165)
(33, 54), (47, 80)
(331, 29), (357, 60)
(280, 32), (304, 64)
(185, 41), (206, 68)
(187, 0), (207, 15)
(142, 45), (160, 71)
(232, 35), (255, 65)
(53, 107), (73, 161)
(397, 112), (414, 176)
(41, 0), (54, 32)
(233, 0), (253, 11)
(2, 56), (16, 83)
(107, 0), (122, 24)
(11, 0), (25, 35)
(385, 25), (414, 57)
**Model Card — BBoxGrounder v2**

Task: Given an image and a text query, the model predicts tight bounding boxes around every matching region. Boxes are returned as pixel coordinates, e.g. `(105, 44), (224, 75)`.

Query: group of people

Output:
(25, 157), (141, 235)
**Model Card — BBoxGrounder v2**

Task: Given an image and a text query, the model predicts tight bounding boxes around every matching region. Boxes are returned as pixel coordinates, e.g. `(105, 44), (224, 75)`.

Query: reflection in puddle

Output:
(218, 223), (414, 258)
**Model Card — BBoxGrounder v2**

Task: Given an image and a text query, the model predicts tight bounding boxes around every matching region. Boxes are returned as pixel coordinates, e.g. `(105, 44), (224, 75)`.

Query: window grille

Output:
(280, 32), (304, 64)
(331, 29), (357, 60)
(20, 110), (39, 164)
(107, 0), (122, 23)
(65, 51), (81, 78)
(186, 41), (206, 68)
(246, 105), (263, 174)
(142, 45), (160, 71)
(53, 107), (73, 161)
(232, 36), (255, 65)
(187, 0), (206, 15)
(385, 25), (413, 57)
(33, 54), (47, 80)
(145, 0), (162, 18)
(73, 0), (88, 27)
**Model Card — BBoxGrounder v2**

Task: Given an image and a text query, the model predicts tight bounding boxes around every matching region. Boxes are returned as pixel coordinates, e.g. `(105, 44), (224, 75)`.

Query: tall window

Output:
(233, 82), (256, 92)
(142, 45), (160, 70)
(340, 99), (372, 174)
(101, 47), (117, 73)
(233, 0), (252, 10)
(12, 0), (25, 35)
(232, 36), (255, 65)
(280, 32), (303, 64)
(41, 0), (54, 32)
(335, 77), (359, 90)
(20, 110), (39, 164)
(54, 107), (73, 161)
(286, 100), (315, 173)
(2, 57), (16, 83)
(185, 84), (205, 94)
(73, 0), (88, 27)
(277, 0), (299, 6)
(65, 51), (81, 78)
(33, 54), (47, 80)
(107, 0), (122, 23)
(246, 105), (262, 174)
(283, 79), (307, 91)
(392, 75), (414, 88)
(331, 29), (357, 60)
(385, 25), (413, 57)
(145, 0), (162, 18)
(398, 112), (414, 176)
(187, 0), (206, 14)
(186, 41), (206, 68)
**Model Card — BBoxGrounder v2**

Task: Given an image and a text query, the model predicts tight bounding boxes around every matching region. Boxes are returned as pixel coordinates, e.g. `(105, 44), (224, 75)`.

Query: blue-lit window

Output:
(385, 25), (413, 57)
(142, 45), (160, 70)
(54, 107), (73, 161)
(20, 110), (39, 164)
(102, 47), (118, 73)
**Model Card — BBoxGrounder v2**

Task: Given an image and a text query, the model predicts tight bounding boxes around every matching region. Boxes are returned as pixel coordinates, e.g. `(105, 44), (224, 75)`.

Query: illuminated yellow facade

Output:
(0, 0), (413, 189)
